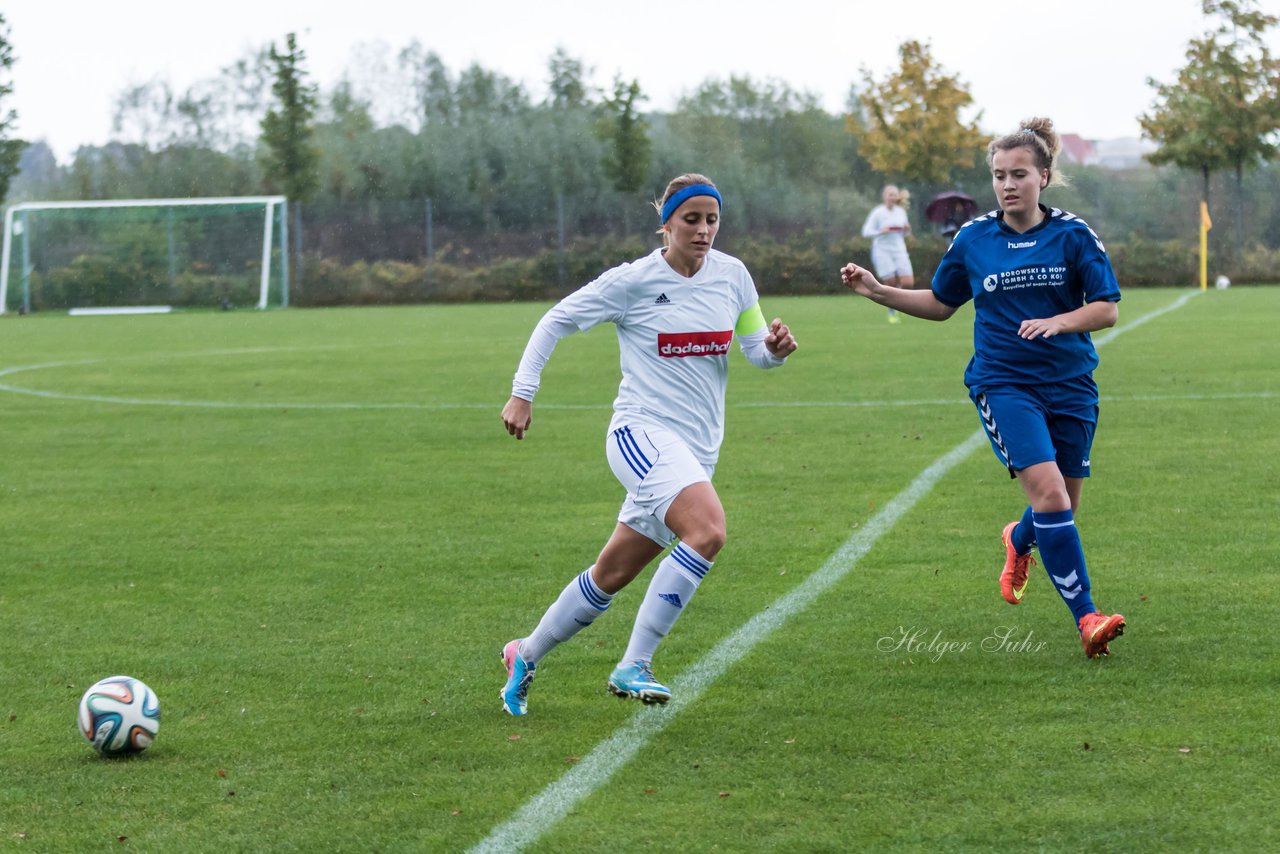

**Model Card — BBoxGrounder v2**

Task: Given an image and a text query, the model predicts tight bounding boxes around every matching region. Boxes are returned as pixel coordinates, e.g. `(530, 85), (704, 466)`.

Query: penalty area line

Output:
(466, 289), (1202, 854)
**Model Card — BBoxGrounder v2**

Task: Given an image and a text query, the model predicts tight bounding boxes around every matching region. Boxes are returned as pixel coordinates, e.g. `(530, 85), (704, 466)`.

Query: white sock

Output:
(621, 543), (713, 665)
(519, 567), (612, 664)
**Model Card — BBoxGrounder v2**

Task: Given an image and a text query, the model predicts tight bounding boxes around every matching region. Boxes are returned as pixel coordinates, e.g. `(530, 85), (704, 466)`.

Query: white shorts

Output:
(871, 243), (913, 280)
(605, 423), (713, 548)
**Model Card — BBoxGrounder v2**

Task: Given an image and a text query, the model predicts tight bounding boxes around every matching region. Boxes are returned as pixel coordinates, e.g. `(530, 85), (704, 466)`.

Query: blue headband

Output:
(660, 184), (723, 224)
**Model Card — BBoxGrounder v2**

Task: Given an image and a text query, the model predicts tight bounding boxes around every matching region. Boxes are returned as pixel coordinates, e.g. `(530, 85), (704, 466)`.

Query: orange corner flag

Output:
(1200, 201), (1212, 231)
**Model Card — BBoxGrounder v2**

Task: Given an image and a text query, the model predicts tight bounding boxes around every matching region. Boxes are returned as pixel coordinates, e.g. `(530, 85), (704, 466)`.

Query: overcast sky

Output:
(5, 0), (1275, 163)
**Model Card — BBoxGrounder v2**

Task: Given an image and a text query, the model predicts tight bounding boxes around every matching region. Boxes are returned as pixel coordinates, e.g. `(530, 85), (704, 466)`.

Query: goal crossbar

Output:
(1, 196), (288, 314)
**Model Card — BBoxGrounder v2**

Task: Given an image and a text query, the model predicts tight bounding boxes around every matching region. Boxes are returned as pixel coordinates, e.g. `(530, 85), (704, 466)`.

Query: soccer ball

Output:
(77, 676), (161, 756)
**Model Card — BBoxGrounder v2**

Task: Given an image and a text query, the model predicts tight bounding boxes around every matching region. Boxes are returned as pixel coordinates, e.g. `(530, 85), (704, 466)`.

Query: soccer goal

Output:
(0, 196), (289, 315)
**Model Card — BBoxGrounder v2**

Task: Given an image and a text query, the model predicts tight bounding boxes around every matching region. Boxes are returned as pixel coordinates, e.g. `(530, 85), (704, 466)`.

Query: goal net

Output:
(1, 196), (289, 315)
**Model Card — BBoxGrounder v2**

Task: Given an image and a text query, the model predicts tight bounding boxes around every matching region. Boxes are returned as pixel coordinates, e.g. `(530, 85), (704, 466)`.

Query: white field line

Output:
(468, 431), (987, 854)
(0, 298), (1258, 412)
(2, 373), (1273, 412)
(466, 289), (1203, 854)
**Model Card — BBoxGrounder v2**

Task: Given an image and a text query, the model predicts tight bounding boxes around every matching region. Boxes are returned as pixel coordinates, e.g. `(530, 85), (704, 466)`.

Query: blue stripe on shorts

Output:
(613, 426), (652, 479)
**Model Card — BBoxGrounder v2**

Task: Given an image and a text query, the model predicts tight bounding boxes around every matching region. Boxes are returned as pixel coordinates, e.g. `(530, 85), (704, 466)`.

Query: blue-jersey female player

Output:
(840, 117), (1126, 658)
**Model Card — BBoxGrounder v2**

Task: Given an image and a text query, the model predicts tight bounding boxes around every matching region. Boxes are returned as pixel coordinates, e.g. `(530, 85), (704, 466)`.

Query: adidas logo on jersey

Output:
(654, 293), (671, 305)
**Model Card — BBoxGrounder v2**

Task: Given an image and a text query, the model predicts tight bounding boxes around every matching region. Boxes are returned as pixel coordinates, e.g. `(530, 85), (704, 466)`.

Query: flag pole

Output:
(1199, 201), (1212, 291)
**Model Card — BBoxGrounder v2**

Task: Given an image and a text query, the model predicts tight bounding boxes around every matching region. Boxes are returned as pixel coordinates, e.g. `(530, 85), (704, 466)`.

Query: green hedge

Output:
(16, 255), (260, 312)
(292, 234), (1274, 305)
(12, 238), (1277, 313)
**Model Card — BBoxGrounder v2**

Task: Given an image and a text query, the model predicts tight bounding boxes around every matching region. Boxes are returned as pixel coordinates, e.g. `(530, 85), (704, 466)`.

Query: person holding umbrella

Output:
(926, 191), (979, 244)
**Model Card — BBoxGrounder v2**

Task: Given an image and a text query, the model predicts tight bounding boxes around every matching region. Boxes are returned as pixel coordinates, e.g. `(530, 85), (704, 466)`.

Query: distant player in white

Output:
(497, 173), (798, 715)
(861, 184), (914, 323)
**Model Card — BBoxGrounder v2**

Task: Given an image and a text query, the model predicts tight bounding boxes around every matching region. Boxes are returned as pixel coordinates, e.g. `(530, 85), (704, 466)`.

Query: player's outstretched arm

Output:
(840, 263), (957, 321)
(840, 262), (883, 299)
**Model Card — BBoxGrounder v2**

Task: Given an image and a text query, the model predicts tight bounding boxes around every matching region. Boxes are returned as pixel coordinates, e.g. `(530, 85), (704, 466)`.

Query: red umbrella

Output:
(925, 191), (978, 224)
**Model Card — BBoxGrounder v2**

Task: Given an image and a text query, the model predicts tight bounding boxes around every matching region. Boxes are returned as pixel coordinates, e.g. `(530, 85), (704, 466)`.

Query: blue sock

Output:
(1011, 505), (1036, 554)
(1032, 509), (1096, 623)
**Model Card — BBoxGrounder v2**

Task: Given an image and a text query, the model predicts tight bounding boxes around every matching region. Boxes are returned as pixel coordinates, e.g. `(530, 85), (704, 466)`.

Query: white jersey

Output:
(861, 203), (911, 253)
(557, 247), (762, 465)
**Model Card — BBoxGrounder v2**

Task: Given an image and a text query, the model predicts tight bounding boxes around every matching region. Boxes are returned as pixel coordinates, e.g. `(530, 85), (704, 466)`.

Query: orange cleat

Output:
(1000, 521), (1035, 604)
(1078, 612), (1126, 658)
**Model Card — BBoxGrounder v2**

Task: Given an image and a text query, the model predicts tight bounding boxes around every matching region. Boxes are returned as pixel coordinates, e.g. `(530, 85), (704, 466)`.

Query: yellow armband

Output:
(735, 302), (767, 336)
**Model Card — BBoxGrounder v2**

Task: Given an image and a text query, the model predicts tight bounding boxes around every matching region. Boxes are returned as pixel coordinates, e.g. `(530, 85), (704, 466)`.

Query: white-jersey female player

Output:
(840, 118), (1126, 659)
(860, 184), (914, 323)
(498, 173), (797, 715)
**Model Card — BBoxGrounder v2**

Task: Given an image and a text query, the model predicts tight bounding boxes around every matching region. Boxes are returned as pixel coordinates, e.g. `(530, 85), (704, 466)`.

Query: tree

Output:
(547, 47), (591, 110)
(261, 32), (319, 290)
(316, 81), (377, 199)
(667, 75), (852, 231)
(216, 47), (275, 151)
(851, 40), (986, 195)
(261, 32), (319, 203)
(7, 141), (59, 200)
(110, 47), (273, 156)
(112, 78), (178, 150)
(0, 13), (28, 203)
(1141, 0), (1280, 263)
(400, 43), (456, 128)
(597, 77), (652, 203)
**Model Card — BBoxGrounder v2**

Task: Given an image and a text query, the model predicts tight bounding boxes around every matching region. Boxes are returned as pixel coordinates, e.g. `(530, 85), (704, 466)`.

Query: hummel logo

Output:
(1051, 571), (1083, 598)
(655, 293), (671, 305)
(658, 592), (683, 608)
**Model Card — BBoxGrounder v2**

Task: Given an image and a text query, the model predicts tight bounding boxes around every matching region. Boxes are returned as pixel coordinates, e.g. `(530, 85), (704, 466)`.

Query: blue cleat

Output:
(607, 660), (671, 705)
(500, 639), (536, 716)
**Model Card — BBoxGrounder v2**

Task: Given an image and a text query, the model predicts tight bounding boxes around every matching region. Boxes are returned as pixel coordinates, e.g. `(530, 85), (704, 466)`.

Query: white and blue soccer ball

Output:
(78, 675), (160, 756)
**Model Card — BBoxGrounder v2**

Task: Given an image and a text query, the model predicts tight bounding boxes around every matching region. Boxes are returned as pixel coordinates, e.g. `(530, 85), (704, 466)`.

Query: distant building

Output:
(1058, 133), (1157, 170)
(1059, 134), (1097, 166)
(1093, 137), (1158, 169)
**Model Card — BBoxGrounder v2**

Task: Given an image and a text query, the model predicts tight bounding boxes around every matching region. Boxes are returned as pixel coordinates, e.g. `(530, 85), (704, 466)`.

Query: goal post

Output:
(0, 196), (289, 315)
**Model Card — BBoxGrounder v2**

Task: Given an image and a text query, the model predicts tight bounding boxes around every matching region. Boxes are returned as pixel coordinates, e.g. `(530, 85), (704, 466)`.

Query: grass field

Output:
(1, 286), (1277, 852)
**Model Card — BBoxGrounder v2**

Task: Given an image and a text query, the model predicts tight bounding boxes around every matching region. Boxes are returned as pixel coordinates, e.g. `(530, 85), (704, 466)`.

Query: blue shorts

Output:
(970, 376), (1099, 478)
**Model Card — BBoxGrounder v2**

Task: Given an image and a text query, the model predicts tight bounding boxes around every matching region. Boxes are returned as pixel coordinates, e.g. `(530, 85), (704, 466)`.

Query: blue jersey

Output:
(932, 205), (1121, 389)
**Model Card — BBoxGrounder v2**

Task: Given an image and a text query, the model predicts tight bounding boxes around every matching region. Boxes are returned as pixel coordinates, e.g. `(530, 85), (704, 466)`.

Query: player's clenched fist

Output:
(501, 396), (532, 440)
(766, 318), (797, 358)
